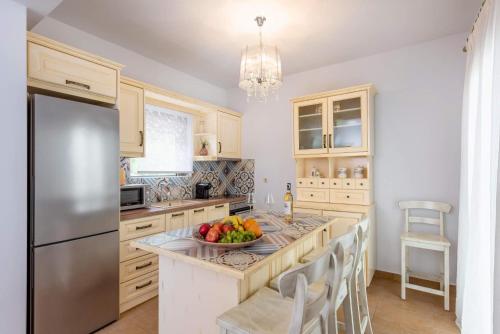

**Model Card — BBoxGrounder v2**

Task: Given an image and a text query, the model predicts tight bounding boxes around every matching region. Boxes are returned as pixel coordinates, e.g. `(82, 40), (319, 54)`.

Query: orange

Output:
(243, 219), (262, 237)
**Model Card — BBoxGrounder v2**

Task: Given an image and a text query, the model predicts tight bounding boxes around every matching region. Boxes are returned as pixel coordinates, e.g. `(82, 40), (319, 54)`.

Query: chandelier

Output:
(239, 16), (282, 101)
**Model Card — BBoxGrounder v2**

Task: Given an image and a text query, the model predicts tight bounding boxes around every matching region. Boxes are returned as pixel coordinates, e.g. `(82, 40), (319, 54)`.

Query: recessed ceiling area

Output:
(40, 0), (480, 88)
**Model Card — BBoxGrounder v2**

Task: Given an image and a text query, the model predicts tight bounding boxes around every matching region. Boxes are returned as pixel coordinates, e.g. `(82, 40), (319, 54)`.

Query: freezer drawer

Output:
(33, 231), (119, 334)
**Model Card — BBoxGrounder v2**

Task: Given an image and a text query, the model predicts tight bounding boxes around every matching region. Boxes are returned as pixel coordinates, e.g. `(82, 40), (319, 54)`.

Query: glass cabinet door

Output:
(294, 98), (328, 155)
(327, 91), (368, 153)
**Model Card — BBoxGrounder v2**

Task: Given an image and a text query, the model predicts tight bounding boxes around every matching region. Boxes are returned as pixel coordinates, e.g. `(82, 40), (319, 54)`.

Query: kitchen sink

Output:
(151, 199), (199, 209)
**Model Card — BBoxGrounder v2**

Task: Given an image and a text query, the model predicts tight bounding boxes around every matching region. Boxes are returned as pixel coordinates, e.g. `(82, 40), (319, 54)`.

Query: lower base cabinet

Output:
(118, 202), (230, 313)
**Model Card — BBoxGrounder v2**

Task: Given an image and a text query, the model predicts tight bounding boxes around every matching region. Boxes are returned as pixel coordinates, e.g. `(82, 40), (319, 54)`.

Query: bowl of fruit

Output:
(193, 215), (263, 248)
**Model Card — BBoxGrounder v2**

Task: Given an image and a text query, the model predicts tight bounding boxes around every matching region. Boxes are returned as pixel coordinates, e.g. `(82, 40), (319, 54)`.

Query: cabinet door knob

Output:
(310, 194), (314, 197)
(347, 182), (350, 186)
(360, 183), (364, 186)
(347, 195), (350, 199)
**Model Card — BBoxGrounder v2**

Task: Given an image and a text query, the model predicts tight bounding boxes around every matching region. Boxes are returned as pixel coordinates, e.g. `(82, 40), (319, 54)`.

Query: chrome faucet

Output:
(157, 179), (171, 202)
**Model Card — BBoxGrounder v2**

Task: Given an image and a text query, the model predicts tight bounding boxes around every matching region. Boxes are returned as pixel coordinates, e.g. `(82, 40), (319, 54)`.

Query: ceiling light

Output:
(239, 16), (282, 101)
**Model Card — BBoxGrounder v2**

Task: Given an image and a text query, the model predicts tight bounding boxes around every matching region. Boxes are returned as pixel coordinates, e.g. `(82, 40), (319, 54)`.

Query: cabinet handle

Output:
(346, 182), (350, 186)
(218, 142), (222, 154)
(360, 183), (364, 186)
(65, 79), (90, 90)
(172, 212), (185, 217)
(329, 134), (332, 148)
(139, 130), (144, 147)
(310, 194), (314, 197)
(135, 280), (153, 290)
(323, 135), (326, 148)
(194, 208), (205, 213)
(215, 205), (225, 208)
(136, 223), (152, 230)
(347, 195), (350, 199)
(135, 261), (153, 270)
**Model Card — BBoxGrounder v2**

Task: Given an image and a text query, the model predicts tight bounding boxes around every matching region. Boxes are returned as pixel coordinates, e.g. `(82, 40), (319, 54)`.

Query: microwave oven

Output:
(120, 184), (151, 211)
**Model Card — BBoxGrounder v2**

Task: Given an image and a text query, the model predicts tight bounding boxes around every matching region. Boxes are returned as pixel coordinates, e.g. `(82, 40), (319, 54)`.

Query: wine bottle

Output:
(284, 183), (293, 223)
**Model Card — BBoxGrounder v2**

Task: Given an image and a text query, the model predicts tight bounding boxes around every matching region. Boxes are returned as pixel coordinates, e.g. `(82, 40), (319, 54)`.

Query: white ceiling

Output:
(42, 0), (479, 88)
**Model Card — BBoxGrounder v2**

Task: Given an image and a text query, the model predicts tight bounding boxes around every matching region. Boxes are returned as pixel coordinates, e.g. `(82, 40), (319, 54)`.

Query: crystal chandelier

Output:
(239, 16), (282, 101)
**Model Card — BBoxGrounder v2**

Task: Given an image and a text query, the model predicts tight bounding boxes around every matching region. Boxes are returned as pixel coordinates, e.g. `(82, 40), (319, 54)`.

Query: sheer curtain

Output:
(456, 0), (500, 333)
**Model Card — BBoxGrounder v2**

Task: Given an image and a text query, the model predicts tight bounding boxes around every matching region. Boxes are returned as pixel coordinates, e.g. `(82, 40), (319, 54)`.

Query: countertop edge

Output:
(120, 196), (247, 221)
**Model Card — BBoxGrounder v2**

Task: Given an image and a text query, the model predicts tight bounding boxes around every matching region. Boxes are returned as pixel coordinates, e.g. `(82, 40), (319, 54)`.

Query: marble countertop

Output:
(131, 211), (334, 279)
(120, 195), (247, 221)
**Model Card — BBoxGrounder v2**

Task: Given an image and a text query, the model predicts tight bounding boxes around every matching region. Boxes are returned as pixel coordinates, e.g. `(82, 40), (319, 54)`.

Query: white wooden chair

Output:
(217, 246), (342, 334)
(399, 200), (452, 310)
(270, 226), (359, 334)
(351, 219), (373, 334)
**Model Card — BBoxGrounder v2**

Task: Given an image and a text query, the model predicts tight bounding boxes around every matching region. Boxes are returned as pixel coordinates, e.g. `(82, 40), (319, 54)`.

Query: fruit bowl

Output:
(192, 230), (264, 249)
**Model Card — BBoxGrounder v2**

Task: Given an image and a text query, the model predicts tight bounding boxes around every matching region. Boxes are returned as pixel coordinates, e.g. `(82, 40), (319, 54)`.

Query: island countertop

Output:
(131, 211), (335, 280)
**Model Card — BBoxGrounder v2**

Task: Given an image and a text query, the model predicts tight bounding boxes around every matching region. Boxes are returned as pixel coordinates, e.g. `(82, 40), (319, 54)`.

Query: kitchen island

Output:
(132, 211), (360, 334)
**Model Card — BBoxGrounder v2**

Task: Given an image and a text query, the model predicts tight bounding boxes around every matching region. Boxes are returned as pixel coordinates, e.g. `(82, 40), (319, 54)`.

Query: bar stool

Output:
(270, 226), (359, 334)
(351, 219), (373, 334)
(217, 246), (342, 334)
(399, 200), (452, 310)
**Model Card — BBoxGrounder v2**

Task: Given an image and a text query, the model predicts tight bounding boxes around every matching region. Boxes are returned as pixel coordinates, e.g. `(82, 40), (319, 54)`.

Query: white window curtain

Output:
(456, 0), (500, 333)
(131, 104), (193, 175)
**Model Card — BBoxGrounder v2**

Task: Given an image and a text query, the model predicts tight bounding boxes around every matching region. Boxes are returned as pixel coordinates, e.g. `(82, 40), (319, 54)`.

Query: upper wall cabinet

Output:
(217, 111), (241, 159)
(27, 32), (123, 105)
(292, 84), (375, 157)
(120, 77), (145, 157)
(193, 110), (242, 160)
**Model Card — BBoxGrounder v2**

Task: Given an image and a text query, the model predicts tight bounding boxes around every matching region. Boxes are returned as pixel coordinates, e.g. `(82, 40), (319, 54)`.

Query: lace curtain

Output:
(131, 104), (193, 175)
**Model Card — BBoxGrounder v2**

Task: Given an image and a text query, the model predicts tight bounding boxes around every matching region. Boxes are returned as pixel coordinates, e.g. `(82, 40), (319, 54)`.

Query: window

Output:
(130, 104), (193, 176)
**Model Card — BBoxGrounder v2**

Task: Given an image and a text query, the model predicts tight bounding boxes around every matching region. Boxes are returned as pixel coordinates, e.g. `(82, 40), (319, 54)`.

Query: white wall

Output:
(0, 1), (27, 332)
(228, 34), (465, 281)
(32, 17), (228, 107)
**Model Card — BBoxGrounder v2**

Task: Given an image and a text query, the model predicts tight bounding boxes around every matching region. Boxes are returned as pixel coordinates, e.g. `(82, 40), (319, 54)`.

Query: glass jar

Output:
(337, 167), (347, 178)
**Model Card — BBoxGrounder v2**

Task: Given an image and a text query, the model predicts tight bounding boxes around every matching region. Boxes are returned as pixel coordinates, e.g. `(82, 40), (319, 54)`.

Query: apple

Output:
(212, 222), (223, 234)
(205, 228), (220, 243)
(222, 224), (235, 234)
(199, 223), (211, 237)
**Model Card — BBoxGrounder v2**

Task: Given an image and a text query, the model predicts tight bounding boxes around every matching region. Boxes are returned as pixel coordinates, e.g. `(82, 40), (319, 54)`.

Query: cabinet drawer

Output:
(120, 238), (149, 263)
(342, 178), (355, 189)
(317, 179), (329, 189)
(297, 188), (330, 203)
(166, 210), (189, 231)
(120, 215), (166, 241)
(323, 210), (364, 220)
(28, 41), (118, 103)
(355, 179), (369, 190)
(297, 178), (318, 188)
(189, 207), (208, 226)
(119, 270), (158, 311)
(330, 178), (342, 189)
(120, 253), (158, 283)
(330, 190), (369, 205)
(207, 203), (229, 222)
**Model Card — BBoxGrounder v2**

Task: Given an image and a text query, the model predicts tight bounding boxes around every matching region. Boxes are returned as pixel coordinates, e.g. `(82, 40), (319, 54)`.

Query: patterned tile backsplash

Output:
(120, 158), (255, 202)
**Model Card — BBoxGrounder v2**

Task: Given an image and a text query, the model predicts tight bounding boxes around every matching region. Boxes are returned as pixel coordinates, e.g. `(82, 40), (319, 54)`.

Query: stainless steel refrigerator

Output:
(28, 94), (119, 334)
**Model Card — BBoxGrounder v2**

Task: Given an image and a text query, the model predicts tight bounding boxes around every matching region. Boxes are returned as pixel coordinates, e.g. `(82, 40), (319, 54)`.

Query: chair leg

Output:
(358, 262), (373, 334)
(444, 247), (450, 311)
(330, 309), (339, 334)
(401, 242), (406, 300)
(342, 290), (355, 334)
(219, 327), (228, 334)
(349, 275), (361, 334)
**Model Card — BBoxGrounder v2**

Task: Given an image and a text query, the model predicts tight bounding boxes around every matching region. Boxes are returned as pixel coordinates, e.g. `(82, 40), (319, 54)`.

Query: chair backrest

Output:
(328, 225), (359, 282)
(398, 200), (452, 236)
(276, 247), (336, 334)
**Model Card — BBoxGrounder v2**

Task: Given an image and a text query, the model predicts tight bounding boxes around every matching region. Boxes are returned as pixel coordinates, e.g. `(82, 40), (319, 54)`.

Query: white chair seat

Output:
(401, 232), (450, 247)
(217, 287), (321, 334)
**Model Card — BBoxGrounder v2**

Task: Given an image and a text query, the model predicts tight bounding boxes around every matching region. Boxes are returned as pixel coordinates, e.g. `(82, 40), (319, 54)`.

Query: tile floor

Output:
(97, 276), (458, 334)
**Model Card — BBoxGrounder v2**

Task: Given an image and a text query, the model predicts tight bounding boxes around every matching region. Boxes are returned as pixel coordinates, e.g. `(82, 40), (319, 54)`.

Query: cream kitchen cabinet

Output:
(27, 32), (122, 105)
(188, 207), (208, 225)
(119, 214), (165, 313)
(119, 77), (145, 157)
(166, 211), (189, 230)
(207, 203), (230, 221)
(217, 111), (241, 159)
(292, 84), (375, 157)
